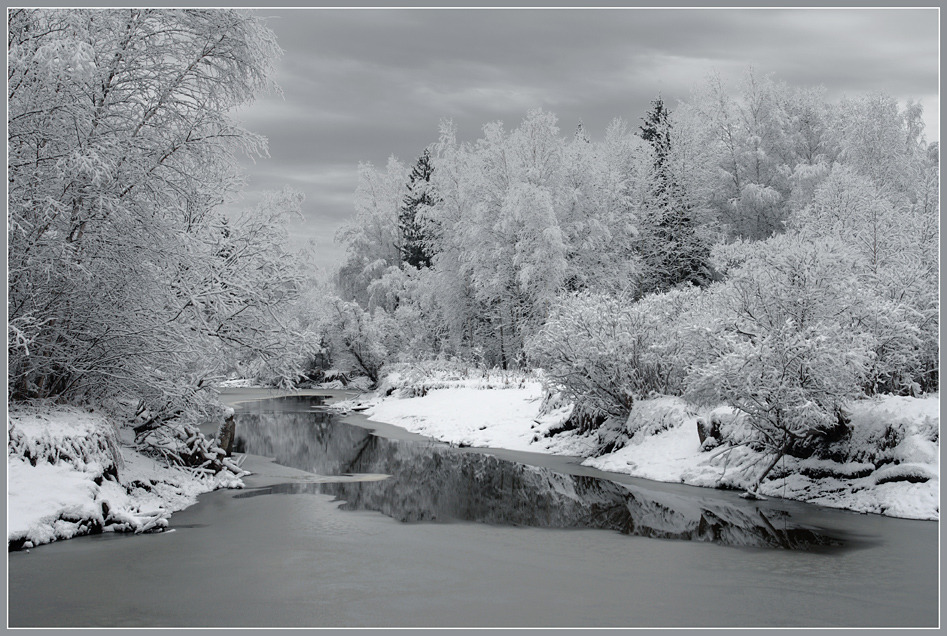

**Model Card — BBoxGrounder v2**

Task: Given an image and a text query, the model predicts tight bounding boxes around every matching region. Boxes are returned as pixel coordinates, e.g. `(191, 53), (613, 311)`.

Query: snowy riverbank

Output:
(8, 378), (938, 551)
(7, 404), (246, 550)
(333, 372), (940, 521)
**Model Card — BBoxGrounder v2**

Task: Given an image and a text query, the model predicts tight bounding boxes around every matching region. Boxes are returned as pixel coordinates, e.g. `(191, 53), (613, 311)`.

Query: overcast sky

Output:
(229, 7), (939, 271)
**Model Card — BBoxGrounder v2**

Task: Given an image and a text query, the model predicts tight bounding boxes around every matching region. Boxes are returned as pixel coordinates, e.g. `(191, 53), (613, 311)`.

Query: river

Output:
(7, 392), (939, 628)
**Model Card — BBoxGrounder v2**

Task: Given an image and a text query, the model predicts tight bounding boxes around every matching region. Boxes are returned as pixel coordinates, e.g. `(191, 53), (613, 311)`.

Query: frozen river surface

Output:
(8, 395), (939, 628)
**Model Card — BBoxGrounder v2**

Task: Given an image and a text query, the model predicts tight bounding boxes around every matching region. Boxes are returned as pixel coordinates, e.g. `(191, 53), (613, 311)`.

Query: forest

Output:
(326, 75), (938, 480)
(7, 8), (939, 483)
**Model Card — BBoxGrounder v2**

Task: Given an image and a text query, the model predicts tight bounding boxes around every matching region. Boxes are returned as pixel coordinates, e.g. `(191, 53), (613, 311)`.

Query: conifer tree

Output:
(637, 98), (711, 295)
(399, 149), (438, 269)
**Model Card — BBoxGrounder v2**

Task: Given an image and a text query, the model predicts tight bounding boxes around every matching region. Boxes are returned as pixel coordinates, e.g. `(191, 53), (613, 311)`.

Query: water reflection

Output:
(234, 397), (845, 551)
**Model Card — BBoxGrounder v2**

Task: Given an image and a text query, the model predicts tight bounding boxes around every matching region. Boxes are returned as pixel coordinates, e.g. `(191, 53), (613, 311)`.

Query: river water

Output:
(7, 394), (939, 628)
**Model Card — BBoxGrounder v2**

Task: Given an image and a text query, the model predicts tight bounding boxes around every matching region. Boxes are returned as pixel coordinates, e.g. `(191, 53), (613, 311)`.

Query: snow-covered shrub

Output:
(326, 298), (399, 385)
(8, 405), (124, 478)
(790, 164), (939, 394)
(685, 234), (875, 486)
(378, 359), (535, 398)
(526, 286), (707, 419)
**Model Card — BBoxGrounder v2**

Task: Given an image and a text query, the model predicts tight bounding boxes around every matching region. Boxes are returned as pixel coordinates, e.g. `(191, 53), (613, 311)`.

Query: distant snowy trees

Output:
(335, 109), (650, 371)
(8, 9), (306, 434)
(329, 68), (938, 460)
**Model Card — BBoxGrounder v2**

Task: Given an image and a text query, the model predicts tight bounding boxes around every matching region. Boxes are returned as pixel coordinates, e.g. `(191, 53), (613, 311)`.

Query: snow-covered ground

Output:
(364, 382), (593, 456)
(7, 405), (244, 550)
(334, 375), (939, 522)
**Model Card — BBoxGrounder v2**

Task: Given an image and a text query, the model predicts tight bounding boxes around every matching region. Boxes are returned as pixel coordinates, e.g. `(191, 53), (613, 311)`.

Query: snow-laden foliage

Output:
(790, 164), (938, 393)
(527, 287), (708, 418)
(684, 234), (876, 485)
(8, 10), (306, 432)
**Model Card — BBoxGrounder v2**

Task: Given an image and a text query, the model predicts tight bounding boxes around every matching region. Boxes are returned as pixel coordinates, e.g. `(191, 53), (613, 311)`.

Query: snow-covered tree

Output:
(335, 157), (408, 307)
(636, 98), (713, 295)
(427, 110), (572, 367)
(8, 9), (300, 433)
(682, 70), (793, 240)
(685, 234), (874, 489)
(559, 117), (645, 295)
(835, 93), (928, 203)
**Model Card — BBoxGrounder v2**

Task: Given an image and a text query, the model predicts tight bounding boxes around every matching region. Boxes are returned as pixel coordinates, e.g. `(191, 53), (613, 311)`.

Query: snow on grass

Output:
(8, 404), (245, 550)
(217, 377), (262, 388)
(7, 458), (101, 546)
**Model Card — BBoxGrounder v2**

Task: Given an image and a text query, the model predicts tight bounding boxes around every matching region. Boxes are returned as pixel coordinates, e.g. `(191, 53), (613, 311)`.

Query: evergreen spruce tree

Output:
(399, 148), (438, 269)
(574, 119), (591, 144)
(638, 98), (712, 295)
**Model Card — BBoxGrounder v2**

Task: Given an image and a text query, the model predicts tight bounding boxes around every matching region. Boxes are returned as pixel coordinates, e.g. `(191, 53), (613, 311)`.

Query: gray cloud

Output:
(232, 8), (939, 270)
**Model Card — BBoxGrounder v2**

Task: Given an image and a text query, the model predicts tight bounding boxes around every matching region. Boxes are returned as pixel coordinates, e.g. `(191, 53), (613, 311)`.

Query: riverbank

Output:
(6, 388), (360, 550)
(7, 380), (938, 552)
(331, 371), (940, 521)
(6, 404), (250, 550)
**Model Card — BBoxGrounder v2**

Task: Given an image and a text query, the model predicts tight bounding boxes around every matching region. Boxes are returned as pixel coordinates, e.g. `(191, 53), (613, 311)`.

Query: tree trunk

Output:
(216, 414), (236, 457)
(747, 437), (789, 494)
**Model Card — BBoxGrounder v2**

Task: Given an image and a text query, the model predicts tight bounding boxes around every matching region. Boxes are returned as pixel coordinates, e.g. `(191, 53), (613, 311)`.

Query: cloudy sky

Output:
(229, 7), (939, 271)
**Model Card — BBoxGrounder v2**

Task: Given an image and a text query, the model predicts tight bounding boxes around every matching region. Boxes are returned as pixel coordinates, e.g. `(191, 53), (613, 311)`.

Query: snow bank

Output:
(217, 378), (262, 388)
(335, 368), (595, 456)
(583, 394), (940, 521)
(8, 405), (245, 550)
(343, 370), (939, 521)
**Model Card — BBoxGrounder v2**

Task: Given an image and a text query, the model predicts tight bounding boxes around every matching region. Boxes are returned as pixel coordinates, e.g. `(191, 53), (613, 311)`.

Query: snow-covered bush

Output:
(378, 360), (535, 398)
(790, 164), (939, 394)
(685, 234), (874, 487)
(326, 298), (400, 385)
(526, 286), (708, 419)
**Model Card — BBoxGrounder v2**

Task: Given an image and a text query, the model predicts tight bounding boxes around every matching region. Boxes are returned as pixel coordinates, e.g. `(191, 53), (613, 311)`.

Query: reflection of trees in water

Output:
(235, 402), (843, 551)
